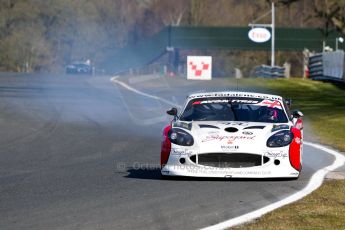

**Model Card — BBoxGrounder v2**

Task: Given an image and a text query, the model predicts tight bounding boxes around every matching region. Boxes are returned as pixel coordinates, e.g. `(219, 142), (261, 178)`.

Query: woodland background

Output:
(1, 0), (345, 74)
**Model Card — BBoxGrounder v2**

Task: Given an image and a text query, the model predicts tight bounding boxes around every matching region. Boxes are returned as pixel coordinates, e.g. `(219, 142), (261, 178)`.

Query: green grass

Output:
(234, 180), (345, 230)
(230, 78), (345, 230)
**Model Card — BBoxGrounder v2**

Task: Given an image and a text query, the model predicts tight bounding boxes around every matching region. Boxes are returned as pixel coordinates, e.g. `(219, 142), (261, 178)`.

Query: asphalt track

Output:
(0, 73), (338, 230)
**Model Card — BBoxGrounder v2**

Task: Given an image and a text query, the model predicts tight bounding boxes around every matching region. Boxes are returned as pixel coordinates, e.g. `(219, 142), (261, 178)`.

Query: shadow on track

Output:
(125, 168), (297, 182)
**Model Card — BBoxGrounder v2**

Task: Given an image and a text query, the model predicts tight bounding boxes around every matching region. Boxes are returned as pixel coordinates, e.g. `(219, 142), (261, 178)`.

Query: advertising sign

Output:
(248, 27), (271, 43)
(187, 56), (212, 80)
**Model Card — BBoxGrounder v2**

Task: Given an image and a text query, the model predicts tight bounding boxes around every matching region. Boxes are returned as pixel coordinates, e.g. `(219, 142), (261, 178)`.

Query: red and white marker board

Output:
(187, 56), (212, 80)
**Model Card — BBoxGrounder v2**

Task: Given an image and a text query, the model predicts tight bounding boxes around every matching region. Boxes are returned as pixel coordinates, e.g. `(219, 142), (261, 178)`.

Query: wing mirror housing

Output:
(292, 110), (304, 118)
(167, 107), (178, 121)
(167, 107), (178, 116)
(292, 110), (304, 130)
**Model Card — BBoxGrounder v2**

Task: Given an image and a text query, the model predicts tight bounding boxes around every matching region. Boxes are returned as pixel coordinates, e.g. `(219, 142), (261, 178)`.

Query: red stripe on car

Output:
(289, 127), (302, 171)
(161, 125), (172, 167)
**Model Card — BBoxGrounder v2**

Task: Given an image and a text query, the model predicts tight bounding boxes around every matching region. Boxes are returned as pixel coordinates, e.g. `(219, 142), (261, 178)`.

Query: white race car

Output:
(161, 92), (304, 179)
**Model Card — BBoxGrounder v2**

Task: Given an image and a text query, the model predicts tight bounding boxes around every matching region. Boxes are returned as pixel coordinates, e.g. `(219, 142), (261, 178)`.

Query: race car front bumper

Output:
(161, 150), (300, 178)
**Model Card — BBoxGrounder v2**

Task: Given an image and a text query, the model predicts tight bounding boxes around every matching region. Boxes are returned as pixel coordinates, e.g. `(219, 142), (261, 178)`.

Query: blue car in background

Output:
(66, 61), (92, 75)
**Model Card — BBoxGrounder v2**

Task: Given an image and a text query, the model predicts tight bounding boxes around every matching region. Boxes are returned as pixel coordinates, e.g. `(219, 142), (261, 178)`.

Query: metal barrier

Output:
(308, 51), (345, 82)
(308, 54), (323, 78)
(254, 65), (285, 78)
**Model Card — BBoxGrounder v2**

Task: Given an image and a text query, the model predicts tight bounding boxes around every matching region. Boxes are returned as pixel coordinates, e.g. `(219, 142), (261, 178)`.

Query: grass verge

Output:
(232, 78), (345, 229)
(234, 180), (345, 230)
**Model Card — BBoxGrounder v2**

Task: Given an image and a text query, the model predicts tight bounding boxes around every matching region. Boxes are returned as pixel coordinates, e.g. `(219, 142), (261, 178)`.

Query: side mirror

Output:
(167, 107), (178, 116)
(292, 110), (304, 118)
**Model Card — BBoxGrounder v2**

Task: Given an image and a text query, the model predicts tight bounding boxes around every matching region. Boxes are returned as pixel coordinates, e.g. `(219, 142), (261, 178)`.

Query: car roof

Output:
(187, 91), (283, 101)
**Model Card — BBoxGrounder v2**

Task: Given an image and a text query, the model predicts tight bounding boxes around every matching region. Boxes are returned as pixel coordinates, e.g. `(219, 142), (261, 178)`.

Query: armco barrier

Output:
(308, 54), (323, 78)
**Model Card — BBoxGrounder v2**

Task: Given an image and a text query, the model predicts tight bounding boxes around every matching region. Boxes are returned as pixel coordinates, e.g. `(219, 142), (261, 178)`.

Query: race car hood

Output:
(176, 121), (292, 153)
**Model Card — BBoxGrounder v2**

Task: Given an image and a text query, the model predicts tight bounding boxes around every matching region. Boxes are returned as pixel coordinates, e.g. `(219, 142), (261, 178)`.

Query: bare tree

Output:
(149, 0), (188, 26)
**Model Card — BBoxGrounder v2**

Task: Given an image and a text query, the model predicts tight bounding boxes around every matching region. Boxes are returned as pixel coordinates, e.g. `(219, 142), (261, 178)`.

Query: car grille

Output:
(189, 153), (270, 168)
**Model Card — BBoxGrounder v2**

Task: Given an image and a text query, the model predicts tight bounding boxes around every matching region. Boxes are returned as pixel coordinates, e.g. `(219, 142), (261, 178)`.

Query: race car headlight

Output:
(266, 130), (293, 147)
(168, 128), (194, 146)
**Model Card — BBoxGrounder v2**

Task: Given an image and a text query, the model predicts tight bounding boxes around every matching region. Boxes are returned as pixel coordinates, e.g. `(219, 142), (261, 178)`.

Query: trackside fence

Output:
(103, 26), (344, 74)
(254, 65), (285, 78)
(308, 51), (345, 82)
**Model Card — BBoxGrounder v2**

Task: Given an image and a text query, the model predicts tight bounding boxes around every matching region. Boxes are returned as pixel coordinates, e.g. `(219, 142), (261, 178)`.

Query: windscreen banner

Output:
(187, 56), (212, 80)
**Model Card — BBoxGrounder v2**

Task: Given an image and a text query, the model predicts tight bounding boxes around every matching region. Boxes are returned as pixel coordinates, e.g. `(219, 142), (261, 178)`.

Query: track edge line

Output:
(200, 141), (345, 230)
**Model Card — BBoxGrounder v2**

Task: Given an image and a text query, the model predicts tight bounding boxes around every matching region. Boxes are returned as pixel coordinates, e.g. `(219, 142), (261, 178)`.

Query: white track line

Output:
(110, 76), (345, 230)
(110, 76), (181, 108)
(201, 142), (345, 230)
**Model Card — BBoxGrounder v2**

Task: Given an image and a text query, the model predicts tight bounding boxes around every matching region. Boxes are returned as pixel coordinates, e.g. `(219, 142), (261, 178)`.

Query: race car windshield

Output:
(179, 97), (288, 123)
